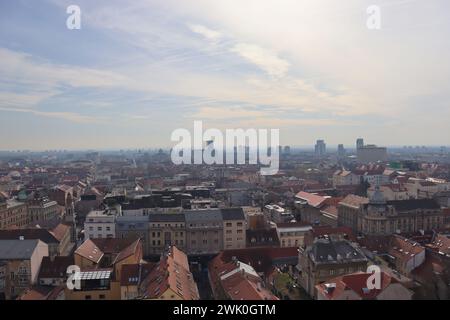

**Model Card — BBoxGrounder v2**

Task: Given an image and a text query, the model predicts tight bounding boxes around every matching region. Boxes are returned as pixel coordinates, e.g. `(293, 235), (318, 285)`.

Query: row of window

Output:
(151, 239), (185, 246)
(88, 226), (112, 231)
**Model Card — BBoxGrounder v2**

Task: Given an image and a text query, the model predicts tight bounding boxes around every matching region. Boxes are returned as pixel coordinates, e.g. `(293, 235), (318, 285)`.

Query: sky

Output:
(0, 0), (449, 150)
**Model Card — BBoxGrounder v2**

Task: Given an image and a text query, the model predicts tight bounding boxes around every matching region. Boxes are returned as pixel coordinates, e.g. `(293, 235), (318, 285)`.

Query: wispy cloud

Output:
(230, 43), (290, 78)
(0, 106), (103, 124)
(188, 24), (222, 42)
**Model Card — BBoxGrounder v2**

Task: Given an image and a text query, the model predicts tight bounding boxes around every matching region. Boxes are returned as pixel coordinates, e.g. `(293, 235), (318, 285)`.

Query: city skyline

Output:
(1, 0), (450, 150)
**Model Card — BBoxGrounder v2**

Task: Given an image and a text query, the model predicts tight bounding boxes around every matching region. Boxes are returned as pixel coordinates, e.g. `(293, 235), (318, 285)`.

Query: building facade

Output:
(27, 197), (59, 224)
(297, 238), (368, 297)
(337, 195), (369, 233)
(360, 189), (445, 235)
(84, 210), (116, 239)
(148, 213), (186, 255)
(221, 208), (246, 250)
(0, 199), (28, 230)
(116, 215), (150, 256)
(0, 239), (49, 300)
(185, 209), (223, 255)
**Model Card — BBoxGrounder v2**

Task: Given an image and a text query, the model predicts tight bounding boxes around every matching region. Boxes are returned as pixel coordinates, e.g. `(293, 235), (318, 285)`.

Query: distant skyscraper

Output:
(356, 138), (364, 150)
(315, 140), (326, 157)
(338, 144), (346, 157)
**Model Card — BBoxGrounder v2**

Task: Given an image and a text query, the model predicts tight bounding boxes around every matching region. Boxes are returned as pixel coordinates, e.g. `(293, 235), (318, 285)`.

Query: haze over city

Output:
(1, 0), (450, 150)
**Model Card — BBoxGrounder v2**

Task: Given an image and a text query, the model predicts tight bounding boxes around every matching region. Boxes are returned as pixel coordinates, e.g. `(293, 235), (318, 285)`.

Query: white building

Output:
(405, 178), (441, 199)
(264, 204), (294, 223)
(84, 210), (116, 239)
(367, 185), (410, 201)
(332, 170), (360, 187)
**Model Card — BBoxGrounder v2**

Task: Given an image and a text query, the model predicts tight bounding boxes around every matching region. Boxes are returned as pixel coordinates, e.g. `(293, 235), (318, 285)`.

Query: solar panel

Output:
(73, 270), (112, 280)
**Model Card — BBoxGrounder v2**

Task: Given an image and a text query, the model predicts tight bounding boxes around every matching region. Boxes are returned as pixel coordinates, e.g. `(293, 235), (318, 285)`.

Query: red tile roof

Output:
(295, 191), (326, 208)
(113, 238), (141, 264)
(75, 239), (104, 264)
(339, 194), (369, 208)
(49, 223), (70, 242)
(316, 272), (399, 300)
(222, 272), (278, 300)
(141, 246), (199, 300)
(388, 235), (425, 263)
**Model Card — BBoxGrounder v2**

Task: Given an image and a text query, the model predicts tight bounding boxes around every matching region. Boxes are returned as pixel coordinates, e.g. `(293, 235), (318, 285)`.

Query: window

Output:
(99, 294), (106, 299)
(226, 222), (232, 227)
(97, 227), (102, 231)
(85, 295), (92, 300)
(237, 222), (243, 227)
(106, 226), (111, 231)
(237, 230), (243, 234)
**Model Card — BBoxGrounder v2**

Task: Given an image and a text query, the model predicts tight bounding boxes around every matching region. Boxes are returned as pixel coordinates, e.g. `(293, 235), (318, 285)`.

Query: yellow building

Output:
(67, 238), (143, 300)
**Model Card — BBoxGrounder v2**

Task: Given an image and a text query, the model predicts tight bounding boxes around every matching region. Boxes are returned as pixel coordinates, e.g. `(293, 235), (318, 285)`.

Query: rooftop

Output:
(0, 239), (43, 260)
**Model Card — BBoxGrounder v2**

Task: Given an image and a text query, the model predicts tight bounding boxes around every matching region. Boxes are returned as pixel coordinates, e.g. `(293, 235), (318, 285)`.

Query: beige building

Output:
(361, 189), (445, 235)
(297, 238), (368, 297)
(0, 199), (28, 230)
(332, 170), (360, 187)
(27, 197), (59, 224)
(367, 185), (409, 201)
(337, 195), (369, 233)
(221, 208), (246, 250)
(68, 238), (143, 300)
(148, 213), (186, 255)
(405, 178), (440, 199)
(185, 209), (223, 255)
(0, 239), (49, 300)
(276, 222), (312, 247)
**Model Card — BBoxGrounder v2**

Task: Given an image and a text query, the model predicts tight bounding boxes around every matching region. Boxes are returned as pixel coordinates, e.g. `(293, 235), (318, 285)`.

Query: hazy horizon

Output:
(1, 0), (450, 150)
